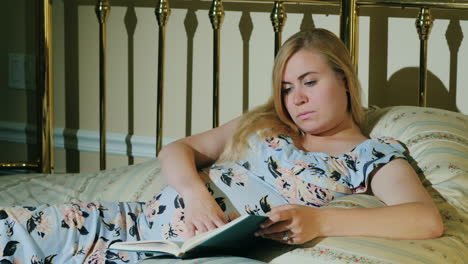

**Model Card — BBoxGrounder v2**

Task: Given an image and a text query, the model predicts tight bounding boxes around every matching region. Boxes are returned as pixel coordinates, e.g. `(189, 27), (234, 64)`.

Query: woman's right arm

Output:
(157, 117), (241, 237)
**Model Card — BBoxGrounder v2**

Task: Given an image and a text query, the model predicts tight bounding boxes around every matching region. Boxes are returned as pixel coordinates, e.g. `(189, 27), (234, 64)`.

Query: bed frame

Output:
(1, 0), (466, 173)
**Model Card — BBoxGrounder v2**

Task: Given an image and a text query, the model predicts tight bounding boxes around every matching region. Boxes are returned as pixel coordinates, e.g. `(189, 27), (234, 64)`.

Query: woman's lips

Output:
(297, 111), (315, 120)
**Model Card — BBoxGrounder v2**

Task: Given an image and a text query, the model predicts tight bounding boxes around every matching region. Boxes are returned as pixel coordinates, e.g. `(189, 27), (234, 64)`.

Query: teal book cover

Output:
(182, 214), (268, 258)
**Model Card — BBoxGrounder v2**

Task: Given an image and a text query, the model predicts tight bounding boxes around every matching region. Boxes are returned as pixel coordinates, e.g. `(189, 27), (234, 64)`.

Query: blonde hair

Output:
(219, 28), (364, 162)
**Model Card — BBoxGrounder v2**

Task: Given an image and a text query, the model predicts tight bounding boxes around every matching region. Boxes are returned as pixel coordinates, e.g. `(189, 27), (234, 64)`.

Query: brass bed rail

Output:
(155, 0), (171, 155)
(3, 0), (464, 173)
(213, 0), (468, 108)
(96, 0), (111, 170)
(124, 0), (468, 163)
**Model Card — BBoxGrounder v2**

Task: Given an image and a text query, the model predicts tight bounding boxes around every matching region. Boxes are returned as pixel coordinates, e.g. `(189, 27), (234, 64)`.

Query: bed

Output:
(2, 105), (467, 263)
(1, 0), (467, 263)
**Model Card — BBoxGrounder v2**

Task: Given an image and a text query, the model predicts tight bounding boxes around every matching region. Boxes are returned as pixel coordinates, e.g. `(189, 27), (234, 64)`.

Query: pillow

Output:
(363, 105), (468, 212)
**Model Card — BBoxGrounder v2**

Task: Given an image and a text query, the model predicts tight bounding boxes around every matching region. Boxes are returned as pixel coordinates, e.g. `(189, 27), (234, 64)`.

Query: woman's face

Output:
(281, 49), (350, 136)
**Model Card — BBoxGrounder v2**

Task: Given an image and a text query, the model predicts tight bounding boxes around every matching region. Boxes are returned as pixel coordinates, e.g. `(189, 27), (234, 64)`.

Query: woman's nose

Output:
(293, 88), (308, 105)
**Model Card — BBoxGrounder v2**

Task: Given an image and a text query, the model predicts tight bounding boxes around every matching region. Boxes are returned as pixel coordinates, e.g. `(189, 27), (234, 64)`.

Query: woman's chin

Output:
(299, 126), (322, 135)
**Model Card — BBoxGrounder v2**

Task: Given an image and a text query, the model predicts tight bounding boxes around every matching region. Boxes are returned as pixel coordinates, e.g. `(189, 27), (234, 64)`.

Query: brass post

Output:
(271, 1), (287, 56)
(155, 0), (171, 155)
(40, 0), (54, 173)
(416, 7), (433, 107)
(209, 0), (225, 128)
(340, 0), (358, 68)
(95, 0), (110, 170)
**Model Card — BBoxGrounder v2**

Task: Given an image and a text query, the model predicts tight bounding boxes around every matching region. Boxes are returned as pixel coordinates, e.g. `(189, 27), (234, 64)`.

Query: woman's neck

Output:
(309, 113), (363, 139)
(300, 115), (367, 155)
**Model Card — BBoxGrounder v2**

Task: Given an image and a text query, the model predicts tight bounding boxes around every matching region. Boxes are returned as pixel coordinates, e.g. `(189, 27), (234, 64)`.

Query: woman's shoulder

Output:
(366, 136), (407, 153)
(352, 136), (408, 163)
(344, 136), (408, 193)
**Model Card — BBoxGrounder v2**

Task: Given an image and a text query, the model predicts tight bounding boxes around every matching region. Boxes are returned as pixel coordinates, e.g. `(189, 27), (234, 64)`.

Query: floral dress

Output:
(0, 130), (406, 264)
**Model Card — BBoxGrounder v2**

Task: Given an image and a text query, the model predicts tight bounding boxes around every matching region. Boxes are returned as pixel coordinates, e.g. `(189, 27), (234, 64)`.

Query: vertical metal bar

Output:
(209, 0), (225, 128)
(340, 0), (358, 68)
(271, 1), (287, 57)
(213, 29), (221, 128)
(239, 11), (253, 113)
(416, 7), (433, 107)
(155, 0), (171, 155)
(39, 0), (54, 173)
(184, 10), (197, 137)
(95, 0), (110, 170)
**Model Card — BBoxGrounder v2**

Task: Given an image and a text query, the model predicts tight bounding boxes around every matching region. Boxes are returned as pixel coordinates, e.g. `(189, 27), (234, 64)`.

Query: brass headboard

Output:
(1, 0), (466, 173)
(144, 0), (468, 167)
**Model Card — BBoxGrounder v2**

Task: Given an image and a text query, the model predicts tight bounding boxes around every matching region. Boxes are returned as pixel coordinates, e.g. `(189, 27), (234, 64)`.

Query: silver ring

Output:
(282, 230), (289, 241)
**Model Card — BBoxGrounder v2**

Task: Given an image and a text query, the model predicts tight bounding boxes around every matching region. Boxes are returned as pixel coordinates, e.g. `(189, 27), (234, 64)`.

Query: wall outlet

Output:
(8, 53), (35, 91)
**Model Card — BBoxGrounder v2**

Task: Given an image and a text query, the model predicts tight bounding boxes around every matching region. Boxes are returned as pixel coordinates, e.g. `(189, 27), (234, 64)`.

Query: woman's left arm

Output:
(258, 158), (444, 244)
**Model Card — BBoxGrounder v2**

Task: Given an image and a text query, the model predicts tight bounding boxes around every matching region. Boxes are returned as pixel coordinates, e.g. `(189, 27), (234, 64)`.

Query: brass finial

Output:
(155, 0), (171, 27)
(95, 0), (110, 24)
(209, 0), (225, 30)
(416, 8), (433, 41)
(271, 1), (287, 33)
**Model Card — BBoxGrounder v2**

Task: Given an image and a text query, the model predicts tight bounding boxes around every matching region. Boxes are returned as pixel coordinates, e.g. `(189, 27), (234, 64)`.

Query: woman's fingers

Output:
(202, 219), (217, 231)
(185, 222), (196, 238)
(261, 205), (294, 228)
(260, 229), (297, 244)
(258, 222), (288, 235)
(194, 221), (208, 234)
(183, 194), (229, 237)
(190, 211), (228, 236)
(260, 231), (286, 241)
(213, 219), (227, 228)
(255, 204), (307, 244)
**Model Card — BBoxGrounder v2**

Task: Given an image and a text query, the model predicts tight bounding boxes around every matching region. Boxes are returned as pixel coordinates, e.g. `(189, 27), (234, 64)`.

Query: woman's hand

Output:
(182, 188), (228, 238)
(256, 204), (323, 244)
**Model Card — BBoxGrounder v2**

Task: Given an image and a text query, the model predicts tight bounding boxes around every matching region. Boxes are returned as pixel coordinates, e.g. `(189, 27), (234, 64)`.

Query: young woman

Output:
(0, 29), (443, 263)
(158, 28), (443, 244)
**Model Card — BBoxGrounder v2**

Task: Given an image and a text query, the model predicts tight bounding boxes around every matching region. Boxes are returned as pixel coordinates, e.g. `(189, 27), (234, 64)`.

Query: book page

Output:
(109, 240), (182, 256)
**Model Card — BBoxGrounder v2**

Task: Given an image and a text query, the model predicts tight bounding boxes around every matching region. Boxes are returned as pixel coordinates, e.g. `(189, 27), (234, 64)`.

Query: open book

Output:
(108, 214), (267, 258)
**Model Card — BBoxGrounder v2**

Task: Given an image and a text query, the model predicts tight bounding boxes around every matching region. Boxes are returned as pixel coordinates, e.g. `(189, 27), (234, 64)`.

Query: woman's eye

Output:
(282, 87), (292, 94)
(304, 81), (316, 86)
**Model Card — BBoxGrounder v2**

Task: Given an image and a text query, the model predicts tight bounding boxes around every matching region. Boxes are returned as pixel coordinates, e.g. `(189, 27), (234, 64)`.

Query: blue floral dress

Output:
(0, 130), (406, 263)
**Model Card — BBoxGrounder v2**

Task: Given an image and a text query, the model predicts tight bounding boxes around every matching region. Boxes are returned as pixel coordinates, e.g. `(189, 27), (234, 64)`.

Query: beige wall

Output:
(0, 0), (36, 123)
(0, 0), (38, 163)
(1, 1), (467, 173)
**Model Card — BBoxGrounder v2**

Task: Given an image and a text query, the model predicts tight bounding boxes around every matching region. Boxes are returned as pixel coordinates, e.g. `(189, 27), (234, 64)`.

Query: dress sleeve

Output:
(350, 137), (408, 194)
